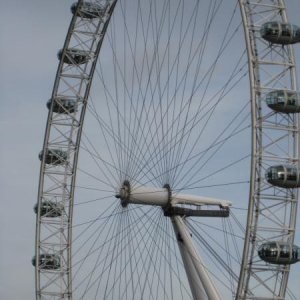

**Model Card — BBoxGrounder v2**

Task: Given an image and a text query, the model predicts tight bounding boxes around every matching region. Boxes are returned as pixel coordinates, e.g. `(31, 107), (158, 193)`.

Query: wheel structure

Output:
(35, 0), (300, 299)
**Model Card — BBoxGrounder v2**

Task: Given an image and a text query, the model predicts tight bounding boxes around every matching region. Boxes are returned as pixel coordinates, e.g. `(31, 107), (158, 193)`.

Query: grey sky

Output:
(1, 0), (300, 299)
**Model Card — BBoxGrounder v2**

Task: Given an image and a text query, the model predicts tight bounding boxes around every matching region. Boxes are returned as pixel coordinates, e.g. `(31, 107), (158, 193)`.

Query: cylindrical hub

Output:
(118, 182), (169, 207)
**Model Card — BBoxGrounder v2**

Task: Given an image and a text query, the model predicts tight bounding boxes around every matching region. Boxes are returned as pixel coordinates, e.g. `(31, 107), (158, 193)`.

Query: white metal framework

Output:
(35, 0), (299, 299)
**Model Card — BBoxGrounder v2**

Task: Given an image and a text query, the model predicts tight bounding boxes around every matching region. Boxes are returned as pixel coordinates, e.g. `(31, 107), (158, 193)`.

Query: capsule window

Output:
(270, 166), (284, 180)
(281, 24), (292, 37)
(292, 247), (300, 260)
(280, 244), (290, 258)
(287, 92), (297, 105)
(268, 23), (279, 36)
(286, 168), (297, 181)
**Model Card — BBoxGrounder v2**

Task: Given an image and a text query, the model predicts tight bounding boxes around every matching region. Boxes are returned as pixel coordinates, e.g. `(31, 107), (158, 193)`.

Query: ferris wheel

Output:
(34, 0), (300, 299)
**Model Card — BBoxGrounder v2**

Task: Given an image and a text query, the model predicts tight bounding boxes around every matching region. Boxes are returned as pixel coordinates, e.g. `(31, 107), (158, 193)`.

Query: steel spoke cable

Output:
(223, 218), (235, 295)
(188, 222), (240, 286)
(170, 0), (222, 184)
(80, 137), (119, 188)
(129, 207), (191, 298)
(86, 97), (124, 182)
(132, 78), (249, 187)
(174, 95), (250, 189)
(122, 0), (161, 180)
(173, 92), (249, 189)
(129, 208), (184, 300)
(169, 0), (239, 180)
(75, 205), (157, 297)
(78, 203), (122, 298)
(171, 67), (249, 190)
(72, 209), (141, 288)
(88, 87), (123, 169)
(136, 209), (166, 299)
(169, 52), (243, 185)
(72, 205), (151, 267)
(86, 92), (158, 185)
(74, 185), (113, 193)
(147, 0), (171, 181)
(167, 0), (185, 186)
(135, 0), (184, 182)
(132, 57), (249, 187)
(180, 153), (250, 191)
(172, 55), (249, 188)
(227, 217), (242, 264)
(191, 219), (243, 268)
(83, 206), (159, 298)
(135, 121), (250, 189)
(128, 208), (169, 299)
(71, 204), (144, 230)
(191, 219), (246, 241)
(93, 11), (168, 184)
(109, 207), (165, 299)
(154, 0), (171, 184)
(76, 165), (116, 189)
(124, 0), (172, 180)
(102, 202), (123, 299)
(72, 203), (122, 292)
(109, 14), (124, 180)
(128, 0), (202, 180)
(67, 195), (113, 207)
(134, 0), (204, 182)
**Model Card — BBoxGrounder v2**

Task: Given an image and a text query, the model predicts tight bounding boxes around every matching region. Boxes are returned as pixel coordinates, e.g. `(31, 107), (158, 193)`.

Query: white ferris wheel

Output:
(34, 0), (300, 299)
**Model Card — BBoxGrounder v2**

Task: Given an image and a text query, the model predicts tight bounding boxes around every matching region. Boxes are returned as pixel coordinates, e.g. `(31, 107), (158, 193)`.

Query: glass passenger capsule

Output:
(32, 254), (61, 270)
(47, 98), (77, 114)
(71, 2), (107, 19)
(39, 149), (67, 165)
(57, 48), (90, 65)
(258, 242), (300, 265)
(260, 22), (300, 45)
(266, 90), (300, 113)
(34, 201), (63, 218)
(265, 165), (300, 188)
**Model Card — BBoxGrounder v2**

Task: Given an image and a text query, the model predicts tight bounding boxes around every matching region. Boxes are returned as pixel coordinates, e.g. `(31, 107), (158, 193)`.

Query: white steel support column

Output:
(172, 216), (222, 300)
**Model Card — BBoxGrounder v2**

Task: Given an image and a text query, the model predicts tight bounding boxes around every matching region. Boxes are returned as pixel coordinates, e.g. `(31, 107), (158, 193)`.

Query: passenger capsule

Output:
(265, 165), (300, 188)
(47, 98), (77, 114)
(266, 90), (300, 113)
(71, 2), (107, 19)
(32, 254), (61, 270)
(260, 22), (300, 45)
(34, 201), (63, 218)
(57, 48), (90, 65)
(258, 242), (300, 265)
(39, 149), (67, 165)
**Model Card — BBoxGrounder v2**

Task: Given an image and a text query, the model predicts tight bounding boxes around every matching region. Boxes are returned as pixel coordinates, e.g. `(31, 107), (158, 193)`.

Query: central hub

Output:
(115, 181), (232, 214)
(115, 181), (170, 208)
(115, 180), (131, 207)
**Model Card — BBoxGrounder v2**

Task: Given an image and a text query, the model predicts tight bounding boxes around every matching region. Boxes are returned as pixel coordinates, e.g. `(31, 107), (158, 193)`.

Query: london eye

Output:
(34, 1), (300, 299)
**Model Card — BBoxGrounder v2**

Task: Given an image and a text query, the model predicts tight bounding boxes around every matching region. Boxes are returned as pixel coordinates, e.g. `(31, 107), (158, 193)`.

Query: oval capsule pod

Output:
(39, 149), (67, 165)
(32, 254), (61, 270)
(260, 22), (300, 45)
(265, 165), (300, 188)
(258, 242), (300, 265)
(57, 48), (90, 65)
(71, 2), (107, 19)
(34, 201), (63, 218)
(47, 98), (77, 114)
(266, 90), (300, 113)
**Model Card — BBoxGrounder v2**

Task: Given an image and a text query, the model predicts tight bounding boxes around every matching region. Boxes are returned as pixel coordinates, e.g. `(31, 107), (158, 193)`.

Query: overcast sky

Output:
(1, 0), (300, 299)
